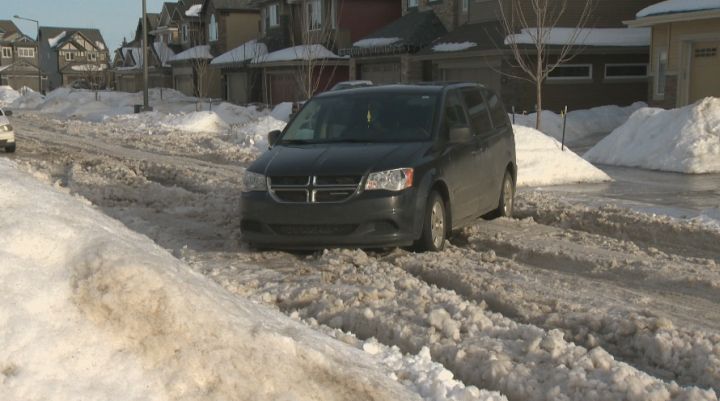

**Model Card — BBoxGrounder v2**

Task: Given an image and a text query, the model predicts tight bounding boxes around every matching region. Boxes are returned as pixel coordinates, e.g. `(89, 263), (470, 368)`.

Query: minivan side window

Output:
(461, 88), (493, 136)
(442, 90), (468, 137)
(481, 88), (509, 129)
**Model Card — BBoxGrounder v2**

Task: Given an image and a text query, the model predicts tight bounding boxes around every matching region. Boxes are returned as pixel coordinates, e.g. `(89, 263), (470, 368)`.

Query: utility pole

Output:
(13, 15), (42, 93)
(142, 0), (150, 110)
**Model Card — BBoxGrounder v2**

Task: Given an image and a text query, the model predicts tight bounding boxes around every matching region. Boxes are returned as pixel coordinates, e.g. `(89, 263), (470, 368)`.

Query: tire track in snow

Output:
(515, 191), (720, 262)
(397, 237), (720, 392)
(187, 249), (717, 401)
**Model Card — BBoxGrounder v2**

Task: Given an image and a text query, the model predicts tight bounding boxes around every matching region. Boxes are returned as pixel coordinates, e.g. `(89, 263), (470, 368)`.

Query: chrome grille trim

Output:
(268, 176), (362, 204)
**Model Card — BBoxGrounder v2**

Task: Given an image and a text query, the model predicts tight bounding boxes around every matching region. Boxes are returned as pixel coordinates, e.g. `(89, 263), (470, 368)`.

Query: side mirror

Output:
(449, 126), (472, 144)
(4, 110), (12, 116)
(268, 130), (282, 147)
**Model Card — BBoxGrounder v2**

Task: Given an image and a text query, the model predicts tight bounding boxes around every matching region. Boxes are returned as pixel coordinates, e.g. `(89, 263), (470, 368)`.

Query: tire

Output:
(5, 143), (15, 153)
(415, 191), (447, 252)
(484, 170), (515, 219)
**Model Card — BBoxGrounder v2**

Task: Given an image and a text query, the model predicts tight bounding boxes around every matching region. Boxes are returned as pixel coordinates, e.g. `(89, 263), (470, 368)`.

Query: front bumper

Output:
(240, 189), (422, 249)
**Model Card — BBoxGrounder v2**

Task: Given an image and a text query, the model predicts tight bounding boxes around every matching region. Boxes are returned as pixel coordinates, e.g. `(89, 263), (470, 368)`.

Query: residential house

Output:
(113, 14), (175, 92)
(0, 20), (44, 92)
(38, 27), (110, 90)
(201, 0), (261, 104)
(626, 1), (720, 108)
(412, 0), (659, 112)
(166, 0), (220, 97)
(249, 0), (401, 104)
(344, 0), (453, 84)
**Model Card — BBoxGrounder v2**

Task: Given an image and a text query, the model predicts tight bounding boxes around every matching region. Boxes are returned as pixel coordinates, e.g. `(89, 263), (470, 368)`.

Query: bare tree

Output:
(289, 0), (343, 100)
(188, 29), (212, 102)
(498, 0), (595, 129)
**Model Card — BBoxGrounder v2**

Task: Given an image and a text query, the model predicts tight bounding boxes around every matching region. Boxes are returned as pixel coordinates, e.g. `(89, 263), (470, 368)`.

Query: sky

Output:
(5, 0), (169, 51)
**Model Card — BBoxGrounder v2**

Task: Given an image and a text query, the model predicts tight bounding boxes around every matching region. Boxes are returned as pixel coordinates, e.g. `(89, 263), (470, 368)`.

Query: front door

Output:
(689, 41), (720, 104)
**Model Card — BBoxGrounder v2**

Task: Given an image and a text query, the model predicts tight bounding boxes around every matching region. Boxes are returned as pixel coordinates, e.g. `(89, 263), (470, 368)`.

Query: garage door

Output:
(268, 73), (297, 105)
(360, 62), (400, 84)
(226, 72), (248, 105)
(689, 41), (720, 104)
(175, 75), (194, 97)
(442, 67), (501, 93)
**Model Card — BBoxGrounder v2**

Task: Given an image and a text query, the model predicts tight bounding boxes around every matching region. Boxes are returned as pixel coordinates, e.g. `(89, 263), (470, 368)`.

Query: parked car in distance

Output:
(330, 80), (374, 91)
(0, 108), (16, 153)
(241, 83), (516, 251)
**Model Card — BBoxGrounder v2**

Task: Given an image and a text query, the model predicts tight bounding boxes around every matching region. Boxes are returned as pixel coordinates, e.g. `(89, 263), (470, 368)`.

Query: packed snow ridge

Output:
(585, 97), (720, 173)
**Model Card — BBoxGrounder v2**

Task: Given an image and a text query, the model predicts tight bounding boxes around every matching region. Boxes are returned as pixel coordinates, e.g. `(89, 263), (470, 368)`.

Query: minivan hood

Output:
(253, 142), (430, 177)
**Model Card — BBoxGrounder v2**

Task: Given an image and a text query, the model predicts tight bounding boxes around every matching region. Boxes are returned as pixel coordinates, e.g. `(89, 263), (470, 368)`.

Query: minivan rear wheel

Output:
(484, 170), (515, 219)
(416, 191), (446, 252)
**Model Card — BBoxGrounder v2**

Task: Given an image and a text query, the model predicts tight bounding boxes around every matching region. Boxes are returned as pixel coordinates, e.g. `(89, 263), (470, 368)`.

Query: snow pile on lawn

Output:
(0, 85), (20, 107)
(513, 102), (646, 143)
(0, 158), (462, 401)
(514, 125), (611, 186)
(637, 0), (720, 17)
(584, 98), (720, 173)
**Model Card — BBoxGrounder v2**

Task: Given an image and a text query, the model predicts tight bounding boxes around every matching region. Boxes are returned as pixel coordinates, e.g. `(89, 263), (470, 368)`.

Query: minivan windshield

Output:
(280, 92), (438, 144)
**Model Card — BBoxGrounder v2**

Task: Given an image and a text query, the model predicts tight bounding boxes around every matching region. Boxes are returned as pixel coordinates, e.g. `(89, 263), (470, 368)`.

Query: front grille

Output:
(268, 175), (362, 203)
(270, 224), (358, 236)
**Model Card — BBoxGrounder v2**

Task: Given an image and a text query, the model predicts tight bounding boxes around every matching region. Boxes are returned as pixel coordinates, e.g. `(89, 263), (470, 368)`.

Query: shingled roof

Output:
(347, 10), (447, 57)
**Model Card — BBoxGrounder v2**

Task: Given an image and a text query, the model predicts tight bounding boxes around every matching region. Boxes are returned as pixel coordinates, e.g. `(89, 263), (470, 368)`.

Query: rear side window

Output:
(461, 88), (493, 135)
(481, 88), (509, 128)
(443, 91), (468, 131)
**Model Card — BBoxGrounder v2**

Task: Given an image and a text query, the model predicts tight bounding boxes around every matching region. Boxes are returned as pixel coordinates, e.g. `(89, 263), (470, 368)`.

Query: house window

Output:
(604, 63), (647, 79)
(462, 0), (468, 12)
(1, 47), (11, 58)
(330, 0), (337, 29)
(547, 64), (593, 81)
(17, 47), (35, 58)
(695, 47), (717, 58)
(268, 4), (278, 27)
(64, 52), (75, 61)
(306, 0), (322, 31)
(88, 52), (97, 61)
(182, 24), (189, 42)
(408, 0), (418, 9)
(209, 14), (218, 41)
(655, 49), (667, 98)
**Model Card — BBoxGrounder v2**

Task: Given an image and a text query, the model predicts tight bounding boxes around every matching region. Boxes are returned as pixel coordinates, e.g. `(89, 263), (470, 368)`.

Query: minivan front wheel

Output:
(416, 191), (446, 252)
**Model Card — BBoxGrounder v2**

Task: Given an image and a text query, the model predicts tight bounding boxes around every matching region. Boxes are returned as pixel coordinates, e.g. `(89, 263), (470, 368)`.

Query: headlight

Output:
(365, 168), (414, 191)
(1, 125), (12, 132)
(243, 171), (267, 192)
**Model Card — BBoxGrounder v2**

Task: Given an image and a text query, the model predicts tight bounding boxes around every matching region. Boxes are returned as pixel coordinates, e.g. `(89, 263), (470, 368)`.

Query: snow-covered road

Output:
(8, 112), (720, 401)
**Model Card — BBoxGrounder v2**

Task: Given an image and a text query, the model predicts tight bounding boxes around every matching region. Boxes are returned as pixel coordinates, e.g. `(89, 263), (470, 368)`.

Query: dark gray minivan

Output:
(241, 83), (516, 251)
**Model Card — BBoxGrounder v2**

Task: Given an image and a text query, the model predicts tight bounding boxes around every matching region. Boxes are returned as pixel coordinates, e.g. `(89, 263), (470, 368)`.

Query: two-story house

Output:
(113, 14), (175, 92)
(200, 0), (261, 103)
(413, 0), (659, 112)
(249, 0), (401, 104)
(38, 27), (110, 90)
(626, 1), (720, 108)
(0, 20), (44, 92)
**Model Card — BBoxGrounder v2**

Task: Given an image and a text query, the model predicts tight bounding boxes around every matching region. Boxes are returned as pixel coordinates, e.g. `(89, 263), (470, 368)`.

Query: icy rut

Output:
(11, 113), (720, 401)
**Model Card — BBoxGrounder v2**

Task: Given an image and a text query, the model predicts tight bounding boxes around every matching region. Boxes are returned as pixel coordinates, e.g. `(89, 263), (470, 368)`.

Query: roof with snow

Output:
(40, 26), (108, 51)
(416, 21), (505, 56)
(506, 27), (651, 47)
(211, 40), (268, 66)
(0, 20), (20, 41)
(169, 45), (213, 62)
(347, 10), (447, 57)
(636, 0), (720, 18)
(204, 0), (259, 11)
(251, 44), (341, 64)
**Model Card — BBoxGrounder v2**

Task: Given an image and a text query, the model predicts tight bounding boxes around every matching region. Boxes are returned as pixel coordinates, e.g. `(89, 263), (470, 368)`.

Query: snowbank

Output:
(0, 158), (432, 401)
(514, 125), (611, 186)
(513, 102), (646, 143)
(584, 98), (720, 174)
(0, 85), (20, 107)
